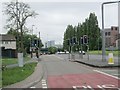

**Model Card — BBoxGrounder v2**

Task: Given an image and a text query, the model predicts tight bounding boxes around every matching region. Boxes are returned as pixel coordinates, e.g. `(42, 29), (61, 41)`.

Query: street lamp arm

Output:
(102, 1), (120, 5)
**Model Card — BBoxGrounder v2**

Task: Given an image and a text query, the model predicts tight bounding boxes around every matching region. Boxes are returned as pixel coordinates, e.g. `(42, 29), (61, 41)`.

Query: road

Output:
(31, 54), (120, 89)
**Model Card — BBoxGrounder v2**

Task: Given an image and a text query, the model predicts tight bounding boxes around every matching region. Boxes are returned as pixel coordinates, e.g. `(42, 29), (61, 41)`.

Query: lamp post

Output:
(118, 1), (120, 34)
(31, 25), (34, 58)
(101, 1), (119, 61)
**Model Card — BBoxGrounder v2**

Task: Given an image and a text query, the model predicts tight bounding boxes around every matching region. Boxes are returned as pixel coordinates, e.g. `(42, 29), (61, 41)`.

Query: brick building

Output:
(105, 26), (119, 48)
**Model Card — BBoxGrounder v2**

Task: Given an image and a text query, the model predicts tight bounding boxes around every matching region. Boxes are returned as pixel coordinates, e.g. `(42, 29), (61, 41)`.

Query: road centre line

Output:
(93, 70), (120, 80)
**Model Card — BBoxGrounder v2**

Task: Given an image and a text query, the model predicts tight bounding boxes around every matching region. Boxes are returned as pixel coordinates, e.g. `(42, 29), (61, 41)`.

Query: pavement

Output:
(3, 57), (44, 88)
(70, 54), (120, 68)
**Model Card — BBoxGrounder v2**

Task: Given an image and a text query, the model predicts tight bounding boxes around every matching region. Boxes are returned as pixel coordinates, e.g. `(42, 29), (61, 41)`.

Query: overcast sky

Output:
(0, 0), (118, 45)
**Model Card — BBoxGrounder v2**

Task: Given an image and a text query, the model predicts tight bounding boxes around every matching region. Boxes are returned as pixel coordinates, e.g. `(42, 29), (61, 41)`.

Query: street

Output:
(31, 54), (120, 89)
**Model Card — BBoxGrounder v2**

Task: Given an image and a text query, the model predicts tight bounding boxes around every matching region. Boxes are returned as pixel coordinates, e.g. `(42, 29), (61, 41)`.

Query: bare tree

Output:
(4, 1), (38, 52)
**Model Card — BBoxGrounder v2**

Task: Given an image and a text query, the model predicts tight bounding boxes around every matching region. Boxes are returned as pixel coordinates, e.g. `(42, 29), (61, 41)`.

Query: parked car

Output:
(79, 51), (85, 55)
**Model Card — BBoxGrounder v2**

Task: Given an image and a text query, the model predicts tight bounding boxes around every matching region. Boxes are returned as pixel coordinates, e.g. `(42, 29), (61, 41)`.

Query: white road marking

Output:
(42, 79), (46, 82)
(42, 82), (46, 84)
(42, 79), (47, 89)
(42, 86), (47, 88)
(30, 86), (36, 88)
(42, 83), (47, 86)
(94, 70), (120, 80)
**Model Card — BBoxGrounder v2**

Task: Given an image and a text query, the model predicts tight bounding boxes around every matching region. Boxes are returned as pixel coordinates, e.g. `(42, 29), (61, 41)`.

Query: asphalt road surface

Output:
(32, 54), (120, 89)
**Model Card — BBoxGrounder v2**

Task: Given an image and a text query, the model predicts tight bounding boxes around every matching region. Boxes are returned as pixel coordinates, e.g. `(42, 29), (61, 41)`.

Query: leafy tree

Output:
(88, 13), (100, 50)
(4, 1), (38, 52)
(48, 47), (57, 54)
(63, 13), (102, 51)
(63, 25), (74, 52)
(7, 29), (43, 54)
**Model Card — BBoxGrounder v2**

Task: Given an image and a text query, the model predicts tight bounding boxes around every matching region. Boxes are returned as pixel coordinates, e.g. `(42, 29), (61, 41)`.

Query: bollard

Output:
(108, 53), (114, 65)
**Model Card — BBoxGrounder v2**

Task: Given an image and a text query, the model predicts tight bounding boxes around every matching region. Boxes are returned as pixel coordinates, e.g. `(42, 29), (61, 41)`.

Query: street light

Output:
(118, 1), (120, 34)
(101, 1), (120, 61)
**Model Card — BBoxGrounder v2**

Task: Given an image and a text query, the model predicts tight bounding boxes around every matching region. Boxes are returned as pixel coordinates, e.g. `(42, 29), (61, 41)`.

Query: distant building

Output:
(55, 44), (63, 49)
(0, 34), (16, 49)
(105, 26), (119, 48)
(45, 40), (55, 48)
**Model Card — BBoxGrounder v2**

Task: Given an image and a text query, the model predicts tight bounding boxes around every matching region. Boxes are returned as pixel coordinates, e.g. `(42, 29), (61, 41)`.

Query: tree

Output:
(63, 25), (74, 52)
(7, 29), (43, 54)
(63, 13), (101, 51)
(48, 47), (57, 54)
(88, 13), (100, 50)
(4, 1), (38, 52)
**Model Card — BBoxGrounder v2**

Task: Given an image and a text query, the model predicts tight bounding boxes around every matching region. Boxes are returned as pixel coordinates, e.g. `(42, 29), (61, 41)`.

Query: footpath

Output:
(73, 54), (120, 68)
(3, 57), (44, 88)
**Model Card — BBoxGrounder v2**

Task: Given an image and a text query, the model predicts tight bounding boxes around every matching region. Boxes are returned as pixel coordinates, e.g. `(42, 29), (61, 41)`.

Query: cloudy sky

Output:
(0, 0), (118, 45)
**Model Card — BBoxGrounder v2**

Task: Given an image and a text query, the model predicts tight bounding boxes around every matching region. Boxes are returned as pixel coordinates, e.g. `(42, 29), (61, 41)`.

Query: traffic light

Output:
(34, 39), (38, 46)
(80, 37), (83, 45)
(38, 40), (41, 46)
(67, 39), (70, 45)
(73, 37), (77, 44)
(70, 38), (73, 45)
(83, 35), (88, 44)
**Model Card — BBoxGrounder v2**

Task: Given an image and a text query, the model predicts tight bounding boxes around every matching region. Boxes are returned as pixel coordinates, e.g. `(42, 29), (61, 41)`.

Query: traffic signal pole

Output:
(80, 37), (83, 59)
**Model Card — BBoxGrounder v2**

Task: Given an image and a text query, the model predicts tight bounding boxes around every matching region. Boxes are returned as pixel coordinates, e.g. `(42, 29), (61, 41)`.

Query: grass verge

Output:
(2, 62), (37, 87)
(2, 55), (31, 66)
(89, 50), (118, 56)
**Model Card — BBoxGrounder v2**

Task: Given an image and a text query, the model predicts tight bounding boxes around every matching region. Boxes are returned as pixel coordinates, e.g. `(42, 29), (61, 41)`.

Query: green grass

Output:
(89, 50), (118, 56)
(2, 58), (18, 66)
(2, 62), (37, 87)
(2, 55), (31, 66)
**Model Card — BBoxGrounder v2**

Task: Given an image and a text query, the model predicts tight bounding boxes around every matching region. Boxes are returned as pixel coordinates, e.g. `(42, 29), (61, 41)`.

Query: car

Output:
(79, 51), (85, 55)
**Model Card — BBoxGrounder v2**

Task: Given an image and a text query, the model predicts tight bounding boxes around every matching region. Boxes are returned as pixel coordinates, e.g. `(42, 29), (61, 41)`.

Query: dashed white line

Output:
(94, 70), (120, 80)
(42, 83), (47, 86)
(30, 86), (36, 88)
(42, 86), (48, 88)
(42, 79), (46, 82)
(42, 79), (47, 89)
